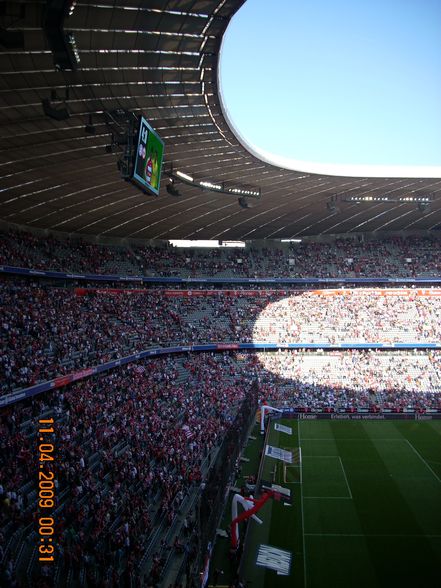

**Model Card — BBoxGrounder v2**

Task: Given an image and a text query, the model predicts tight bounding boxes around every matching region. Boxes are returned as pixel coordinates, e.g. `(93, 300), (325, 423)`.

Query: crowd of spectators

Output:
(1, 228), (441, 278)
(1, 340), (441, 585)
(254, 350), (441, 410)
(0, 230), (137, 276)
(2, 282), (441, 394)
(253, 291), (441, 344)
(2, 229), (441, 586)
(2, 348), (440, 579)
(0, 353), (253, 587)
(0, 283), (438, 392)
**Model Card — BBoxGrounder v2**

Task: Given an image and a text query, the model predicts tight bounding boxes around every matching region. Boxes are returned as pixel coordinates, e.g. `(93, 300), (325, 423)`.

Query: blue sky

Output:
(219, 0), (441, 177)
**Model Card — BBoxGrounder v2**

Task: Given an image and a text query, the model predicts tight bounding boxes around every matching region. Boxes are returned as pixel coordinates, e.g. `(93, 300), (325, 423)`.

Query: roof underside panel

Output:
(0, 0), (439, 239)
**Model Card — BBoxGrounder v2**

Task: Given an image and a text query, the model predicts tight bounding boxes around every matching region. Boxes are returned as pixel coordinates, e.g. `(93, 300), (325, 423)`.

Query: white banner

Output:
(256, 544), (292, 576)
(265, 445), (293, 463)
(274, 423), (292, 435)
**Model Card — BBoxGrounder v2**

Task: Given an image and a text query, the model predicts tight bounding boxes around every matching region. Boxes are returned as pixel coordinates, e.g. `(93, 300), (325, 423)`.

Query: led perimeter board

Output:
(132, 116), (165, 196)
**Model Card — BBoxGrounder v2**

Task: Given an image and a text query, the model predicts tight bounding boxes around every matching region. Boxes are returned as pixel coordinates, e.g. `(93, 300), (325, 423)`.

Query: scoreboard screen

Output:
(132, 116), (164, 196)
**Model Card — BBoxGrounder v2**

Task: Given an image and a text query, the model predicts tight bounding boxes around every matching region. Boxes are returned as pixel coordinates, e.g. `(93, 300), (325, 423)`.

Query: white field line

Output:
(304, 439), (441, 487)
(284, 464), (301, 484)
(298, 420), (307, 588)
(405, 440), (441, 485)
(302, 455), (353, 499)
(305, 437), (441, 488)
(338, 457), (353, 499)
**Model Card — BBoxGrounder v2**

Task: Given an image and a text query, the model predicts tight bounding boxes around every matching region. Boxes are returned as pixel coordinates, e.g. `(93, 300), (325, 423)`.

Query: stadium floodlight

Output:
(227, 187), (261, 197)
(200, 180), (222, 190)
(342, 192), (435, 204)
(326, 194), (338, 212)
(167, 164), (261, 199)
(67, 33), (80, 65)
(176, 170), (194, 183)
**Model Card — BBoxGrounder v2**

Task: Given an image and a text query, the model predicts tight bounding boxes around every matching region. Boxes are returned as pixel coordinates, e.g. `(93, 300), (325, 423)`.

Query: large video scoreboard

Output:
(132, 116), (165, 196)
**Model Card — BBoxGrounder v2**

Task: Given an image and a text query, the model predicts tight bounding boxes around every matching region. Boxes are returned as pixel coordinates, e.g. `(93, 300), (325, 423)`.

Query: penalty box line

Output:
(283, 465), (301, 485)
(302, 455), (353, 499)
(405, 439), (441, 485)
(302, 440), (441, 487)
(282, 447), (302, 484)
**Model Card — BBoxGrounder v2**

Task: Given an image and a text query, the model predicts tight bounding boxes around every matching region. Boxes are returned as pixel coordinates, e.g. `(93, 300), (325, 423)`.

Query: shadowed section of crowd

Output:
(1, 342), (440, 587)
(0, 353), (254, 587)
(1, 229), (441, 278)
(2, 283), (441, 394)
(2, 230), (441, 587)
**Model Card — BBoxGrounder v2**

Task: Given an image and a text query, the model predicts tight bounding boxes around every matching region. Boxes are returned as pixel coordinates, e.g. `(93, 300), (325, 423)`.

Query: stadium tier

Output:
(2, 282), (441, 394)
(1, 355), (254, 586)
(1, 233), (441, 587)
(1, 229), (441, 278)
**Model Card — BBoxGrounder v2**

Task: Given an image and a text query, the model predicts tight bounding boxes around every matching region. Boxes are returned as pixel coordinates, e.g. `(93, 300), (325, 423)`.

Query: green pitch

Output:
(241, 419), (441, 588)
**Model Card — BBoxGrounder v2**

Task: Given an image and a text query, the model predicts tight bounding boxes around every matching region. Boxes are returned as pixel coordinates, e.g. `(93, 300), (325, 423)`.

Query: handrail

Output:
(2, 263), (441, 285)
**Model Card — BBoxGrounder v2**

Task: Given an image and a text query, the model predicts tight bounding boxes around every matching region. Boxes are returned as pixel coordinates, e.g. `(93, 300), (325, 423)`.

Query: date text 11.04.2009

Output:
(37, 418), (56, 564)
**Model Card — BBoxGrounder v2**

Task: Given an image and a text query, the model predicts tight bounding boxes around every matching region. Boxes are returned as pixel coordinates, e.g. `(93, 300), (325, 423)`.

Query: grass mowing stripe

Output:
(298, 420), (307, 588)
(303, 455), (343, 457)
(333, 422), (441, 587)
(239, 421), (441, 587)
(333, 425), (432, 537)
(301, 438), (405, 441)
(304, 455), (353, 499)
(338, 456), (353, 499)
(305, 533), (441, 537)
(304, 496), (352, 500)
(404, 439), (441, 485)
(404, 421), (441, 483)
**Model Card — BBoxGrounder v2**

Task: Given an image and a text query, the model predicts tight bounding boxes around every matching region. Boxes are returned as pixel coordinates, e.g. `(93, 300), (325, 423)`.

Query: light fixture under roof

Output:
(333, 191), (435, 205)
(176, 170), (194, 182)
(200, 180), (222, 190)
(168, 165), (261, 200)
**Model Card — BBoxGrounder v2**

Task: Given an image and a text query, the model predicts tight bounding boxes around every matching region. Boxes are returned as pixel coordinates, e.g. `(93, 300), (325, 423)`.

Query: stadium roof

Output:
(1, 0), (440, 240)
